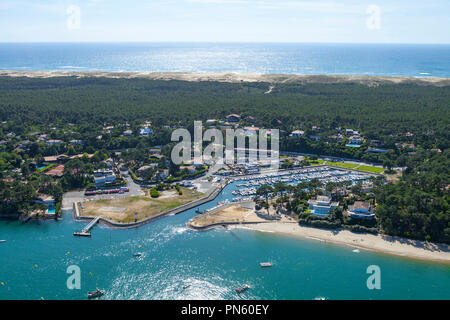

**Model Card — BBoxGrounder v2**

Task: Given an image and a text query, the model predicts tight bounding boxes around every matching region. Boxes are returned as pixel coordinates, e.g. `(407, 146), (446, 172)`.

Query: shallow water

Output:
(0, 182), (449, 300)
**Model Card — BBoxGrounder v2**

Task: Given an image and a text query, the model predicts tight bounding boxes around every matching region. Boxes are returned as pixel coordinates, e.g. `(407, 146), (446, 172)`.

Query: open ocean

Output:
(0, 43), (450, 76)
(0, 43), (449, 300)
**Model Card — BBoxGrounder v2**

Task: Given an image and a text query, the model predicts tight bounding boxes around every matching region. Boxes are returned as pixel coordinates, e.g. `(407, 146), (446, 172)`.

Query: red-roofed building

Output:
(45, 165), (64, 177)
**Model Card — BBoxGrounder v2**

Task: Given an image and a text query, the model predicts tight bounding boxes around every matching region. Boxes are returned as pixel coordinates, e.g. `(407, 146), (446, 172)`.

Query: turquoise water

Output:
(1, 182), (449, 300)
(1, 43), (450, 77)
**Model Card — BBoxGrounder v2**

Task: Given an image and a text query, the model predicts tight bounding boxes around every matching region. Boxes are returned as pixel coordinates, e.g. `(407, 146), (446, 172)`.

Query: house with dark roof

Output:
(226, 114), (241, 122)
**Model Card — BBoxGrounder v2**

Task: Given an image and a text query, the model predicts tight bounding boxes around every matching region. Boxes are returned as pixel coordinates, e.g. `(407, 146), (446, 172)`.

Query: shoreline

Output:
(234, 222), (450, 264)
(1, 71), (450, 86)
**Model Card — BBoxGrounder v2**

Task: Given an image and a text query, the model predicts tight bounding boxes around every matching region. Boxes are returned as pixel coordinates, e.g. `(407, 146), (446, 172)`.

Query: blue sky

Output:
(0, 0), (449, 43)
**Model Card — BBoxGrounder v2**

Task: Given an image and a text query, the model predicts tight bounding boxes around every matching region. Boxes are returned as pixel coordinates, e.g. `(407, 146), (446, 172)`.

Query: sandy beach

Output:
(239, 222), (450, 263)
(1, 71), (450, 87)
(189, 204), (450, 263)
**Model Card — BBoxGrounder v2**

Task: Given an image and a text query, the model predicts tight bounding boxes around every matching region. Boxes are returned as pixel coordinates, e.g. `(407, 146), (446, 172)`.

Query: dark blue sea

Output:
(1, 42), (449, 76)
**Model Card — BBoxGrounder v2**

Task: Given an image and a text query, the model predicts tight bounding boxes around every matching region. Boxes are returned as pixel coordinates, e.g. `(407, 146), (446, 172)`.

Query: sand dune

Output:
(1, 71), (449, 86)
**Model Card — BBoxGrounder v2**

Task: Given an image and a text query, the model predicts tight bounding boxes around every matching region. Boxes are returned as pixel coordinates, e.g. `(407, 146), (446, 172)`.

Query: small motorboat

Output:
(133, 252), (143, 257)
(260, 262), (272, 267)
(87, 288), (105, 299)
(235, 284), (250, 293)
(314, 297), (327, 300)
(0, 240), (6, 243)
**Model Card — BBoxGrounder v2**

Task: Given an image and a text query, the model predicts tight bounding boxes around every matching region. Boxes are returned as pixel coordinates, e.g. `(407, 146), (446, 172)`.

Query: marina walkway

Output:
(74, 216), (100, 237)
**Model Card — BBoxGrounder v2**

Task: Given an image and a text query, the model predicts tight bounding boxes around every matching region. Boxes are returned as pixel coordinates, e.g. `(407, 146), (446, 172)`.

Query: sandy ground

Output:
(1, 71), (450, 86)
(189, 204), (293, 228)
(240, 223), (450, 263)
(80, 188), (203, 222)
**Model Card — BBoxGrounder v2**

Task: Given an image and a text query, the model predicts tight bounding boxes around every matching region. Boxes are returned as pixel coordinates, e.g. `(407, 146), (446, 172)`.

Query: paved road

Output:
(62, 171), (145, 209)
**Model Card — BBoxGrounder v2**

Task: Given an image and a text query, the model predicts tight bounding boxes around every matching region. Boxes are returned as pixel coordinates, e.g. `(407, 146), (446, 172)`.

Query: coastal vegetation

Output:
(0, 76), (448, 244)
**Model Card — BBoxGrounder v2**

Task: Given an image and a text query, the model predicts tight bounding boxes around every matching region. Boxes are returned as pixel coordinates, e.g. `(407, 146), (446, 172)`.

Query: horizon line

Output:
(1, 41), (450, 46)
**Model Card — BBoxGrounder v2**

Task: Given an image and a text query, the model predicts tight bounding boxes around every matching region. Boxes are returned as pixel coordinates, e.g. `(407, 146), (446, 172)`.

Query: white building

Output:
(290, 130), (305, 137)
(308, 196), (339, 216)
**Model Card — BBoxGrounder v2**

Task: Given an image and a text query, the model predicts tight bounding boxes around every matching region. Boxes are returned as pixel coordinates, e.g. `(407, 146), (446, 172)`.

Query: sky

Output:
(0, 0), (449, 43)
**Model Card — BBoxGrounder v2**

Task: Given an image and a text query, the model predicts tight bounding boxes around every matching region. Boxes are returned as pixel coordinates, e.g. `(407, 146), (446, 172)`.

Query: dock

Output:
(74, 217), (100, 237)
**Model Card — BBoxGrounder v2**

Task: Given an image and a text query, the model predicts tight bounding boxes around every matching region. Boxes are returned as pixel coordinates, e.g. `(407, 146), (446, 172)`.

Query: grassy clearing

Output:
(356, 165), (385, 174)
(325, 161), (359, 169)
(324, 160), (384, 173)
(80, 187), (204, 223)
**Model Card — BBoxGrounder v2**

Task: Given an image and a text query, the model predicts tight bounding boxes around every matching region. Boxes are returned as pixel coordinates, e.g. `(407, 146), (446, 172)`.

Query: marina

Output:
(230, 166), (374, 198)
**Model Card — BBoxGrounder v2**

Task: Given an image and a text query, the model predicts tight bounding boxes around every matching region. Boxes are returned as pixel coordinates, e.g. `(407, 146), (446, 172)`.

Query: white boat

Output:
(260, 262), (272, 267)
(0, 240), (6, 243)
(235, 284), (250, 293)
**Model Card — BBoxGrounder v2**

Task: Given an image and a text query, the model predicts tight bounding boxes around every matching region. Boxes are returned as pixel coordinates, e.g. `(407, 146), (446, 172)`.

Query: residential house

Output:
(226, 114), (241, 122)
(345, 128), (359, 136)
(308, 196), (339, 216)
(347, 201), (375, 219)
(139, 127), (153, 137)
(180, 165), (196, 174)
(44, 155), (69, 163)
(93, 169), (116, 187)
(329, 134), (343, 142)
(46, 139), (63, 146)
(157, 169), (169, 180)
(206, 119), (217, 126)
(103, 126), (114, 134)
(348, 135), (363, 145)
(123, 130), (133, 136)
(290, 130), (305, 138)
(368, 147), (388, 153)
(70, 140), (85, 146)
(33, 194), (56, 215)
(149, 148), (161, 155)
(245, 116), (256, 123)
(243, 126), (259, 136)
(44, 165), (65, 177)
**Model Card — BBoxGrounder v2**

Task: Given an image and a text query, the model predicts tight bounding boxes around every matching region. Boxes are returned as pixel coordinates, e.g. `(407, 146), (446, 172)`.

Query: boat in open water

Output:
(260, 262), (272, 267)
(0, 240), (6, 243)
(87, 288), (105, 299)
(235, 284), (250, 293)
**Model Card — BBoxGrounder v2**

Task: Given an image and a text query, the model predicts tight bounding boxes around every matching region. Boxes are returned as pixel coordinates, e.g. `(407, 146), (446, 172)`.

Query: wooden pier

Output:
(74, 217), (100, 237)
